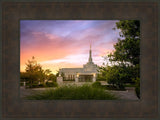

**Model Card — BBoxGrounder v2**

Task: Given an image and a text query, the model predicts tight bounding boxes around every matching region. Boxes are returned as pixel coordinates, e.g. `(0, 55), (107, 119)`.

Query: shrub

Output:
(63, 79), (75, 81)
(92, 81), (102, 88)
(25, 84), (118, 100)
(45, 82), (58, 87)
(31, 84), (39, 88)
(53, 82), (58, 87)
(20, 82), (24, 86)
(96, 73), (106, 81)
(38, 84), (45, 87)
(105, 66), (125, 89)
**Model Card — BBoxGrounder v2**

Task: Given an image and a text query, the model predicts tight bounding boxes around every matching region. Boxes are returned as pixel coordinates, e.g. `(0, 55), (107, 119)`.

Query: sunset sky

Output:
(20, 20), (121, 74)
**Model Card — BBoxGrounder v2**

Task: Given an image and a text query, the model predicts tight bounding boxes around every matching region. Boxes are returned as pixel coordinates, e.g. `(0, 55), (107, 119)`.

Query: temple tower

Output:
(88, 44), (93, 63)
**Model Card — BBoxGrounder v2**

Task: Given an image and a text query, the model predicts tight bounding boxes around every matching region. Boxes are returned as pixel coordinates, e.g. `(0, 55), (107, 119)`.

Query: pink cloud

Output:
(20, 31), (86, 66)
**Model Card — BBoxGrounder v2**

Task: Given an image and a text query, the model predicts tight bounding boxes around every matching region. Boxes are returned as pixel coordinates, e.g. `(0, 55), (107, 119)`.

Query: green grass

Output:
(25, 84), (118, 100)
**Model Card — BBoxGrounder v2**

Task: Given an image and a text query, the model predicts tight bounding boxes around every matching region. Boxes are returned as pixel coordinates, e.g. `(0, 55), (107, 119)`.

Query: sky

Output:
(20, 20), (121, 74)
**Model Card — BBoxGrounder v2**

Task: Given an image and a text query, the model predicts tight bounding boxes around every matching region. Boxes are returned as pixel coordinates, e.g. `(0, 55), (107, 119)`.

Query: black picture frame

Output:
(0, 0), (159, 120)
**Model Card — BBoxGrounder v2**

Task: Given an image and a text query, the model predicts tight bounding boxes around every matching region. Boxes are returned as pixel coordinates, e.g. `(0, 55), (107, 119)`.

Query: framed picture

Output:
(19, 19), (140, 101)
(1, 1), (159, 119)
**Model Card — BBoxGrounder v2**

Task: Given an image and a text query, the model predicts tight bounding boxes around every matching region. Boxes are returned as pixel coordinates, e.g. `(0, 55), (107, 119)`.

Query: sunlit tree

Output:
(21, 56), (54, 88)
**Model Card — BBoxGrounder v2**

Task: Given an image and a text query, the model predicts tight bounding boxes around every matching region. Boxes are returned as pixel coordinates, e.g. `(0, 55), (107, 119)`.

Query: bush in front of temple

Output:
(25, 84), (118, 100)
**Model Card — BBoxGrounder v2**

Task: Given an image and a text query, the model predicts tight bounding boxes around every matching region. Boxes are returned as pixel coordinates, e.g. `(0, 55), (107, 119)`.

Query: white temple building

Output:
(59, 45), (98, 82)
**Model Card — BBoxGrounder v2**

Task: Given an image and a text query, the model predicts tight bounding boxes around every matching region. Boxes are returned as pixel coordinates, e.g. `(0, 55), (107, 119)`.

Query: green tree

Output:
(96, 66), (108, 81)
(99, 20), (140, 95)
(48, 73), (57, 82)
(56, 71), (65, 80)
(109, 20), (140, 66)
(113, 20), (140, 85)
(111, 20), (140, 94)
(24, 56), (43, 87)
(105, 64), (135, 89)
(22, 56), (54, 88)
(20, 72), (28, 82)
(61, 72), (65, 79)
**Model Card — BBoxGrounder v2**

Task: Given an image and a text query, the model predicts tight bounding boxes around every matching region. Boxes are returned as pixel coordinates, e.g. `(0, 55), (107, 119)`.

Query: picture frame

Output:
(1, 0), (159, 119)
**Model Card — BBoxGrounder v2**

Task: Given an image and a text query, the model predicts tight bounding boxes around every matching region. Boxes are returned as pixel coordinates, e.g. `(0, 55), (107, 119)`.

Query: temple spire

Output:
(88, 41), (93, 63)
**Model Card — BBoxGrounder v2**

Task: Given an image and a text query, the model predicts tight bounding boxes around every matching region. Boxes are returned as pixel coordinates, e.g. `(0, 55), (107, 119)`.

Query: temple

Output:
(59, 44), (98, 82)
